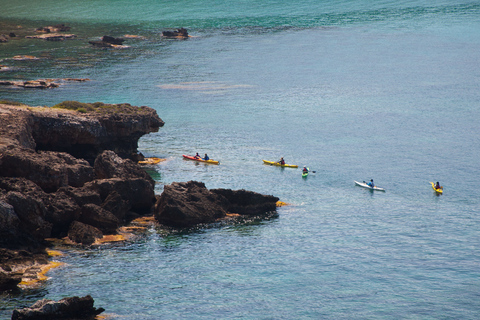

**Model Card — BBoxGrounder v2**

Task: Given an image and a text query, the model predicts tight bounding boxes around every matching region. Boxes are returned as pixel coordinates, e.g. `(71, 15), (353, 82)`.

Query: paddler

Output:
(435, 181), (443, 190)
(302, 166), (309, 174)
(367, 179), (374, 187)
(203, 153), (209, 160)
(278, 157), (285, 165)
(194, 152), (201, 159)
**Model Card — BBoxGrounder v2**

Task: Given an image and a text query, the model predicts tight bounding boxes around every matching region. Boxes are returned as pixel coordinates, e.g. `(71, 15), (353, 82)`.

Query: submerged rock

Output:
(26, 33), (76, 41)
(11, 295), (104, 320)
(35, 24), (71, 33)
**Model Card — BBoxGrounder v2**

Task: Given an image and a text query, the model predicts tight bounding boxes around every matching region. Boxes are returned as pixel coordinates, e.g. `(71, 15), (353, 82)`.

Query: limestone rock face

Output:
(0, 148), (93, 192)
(29, 105), (164, 163)
(0, 102), (162, 267)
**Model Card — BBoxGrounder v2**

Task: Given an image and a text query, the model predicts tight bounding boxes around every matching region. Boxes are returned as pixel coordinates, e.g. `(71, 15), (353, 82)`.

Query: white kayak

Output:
(354, 180), (385, 192)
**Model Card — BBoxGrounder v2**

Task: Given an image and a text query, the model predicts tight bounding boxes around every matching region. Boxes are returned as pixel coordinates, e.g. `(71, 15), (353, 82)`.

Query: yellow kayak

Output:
(138, 157), (165, 165)
(262, 160), (298, 168)
(430, 182), (443, 194)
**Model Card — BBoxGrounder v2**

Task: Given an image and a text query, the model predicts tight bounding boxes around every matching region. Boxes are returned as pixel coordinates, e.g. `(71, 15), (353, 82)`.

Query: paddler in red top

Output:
(278, 157), (285, 165)
(194, 152), (201, 160)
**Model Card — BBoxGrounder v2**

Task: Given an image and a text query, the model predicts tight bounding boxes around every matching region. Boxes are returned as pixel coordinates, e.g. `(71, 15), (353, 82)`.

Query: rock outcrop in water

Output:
(11, 295), (104, 320)
(89, 35), (126, 47)
(0, 101), (163, 291)
(162, 28), (189, 38)
(155, 181), (279, 227)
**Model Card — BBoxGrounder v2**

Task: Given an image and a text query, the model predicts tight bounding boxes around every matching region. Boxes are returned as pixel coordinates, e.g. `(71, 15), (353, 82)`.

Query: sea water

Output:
(1, 1), (480, 319)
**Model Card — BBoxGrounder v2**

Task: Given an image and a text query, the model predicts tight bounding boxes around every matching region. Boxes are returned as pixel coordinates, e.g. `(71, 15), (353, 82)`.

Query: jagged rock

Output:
(211, 188), (279, 216)
(0, 201), (21, 247)
(101, 191), (130, 222)
(67, 221), (103, 245)
(0, 34), (9, 43)
(11, 295), (104, 320)
(44, 192), (81, 237)
(88, 178), (155, 213)
(155, 181), (279, 228)
(5, 191), (52, 240)
(57, 185), (102, 207)
(155, 181), (229, 227)
(0, 148), (93, 192)
(94, 150), (154, 186)
(78, 203), (119, 234)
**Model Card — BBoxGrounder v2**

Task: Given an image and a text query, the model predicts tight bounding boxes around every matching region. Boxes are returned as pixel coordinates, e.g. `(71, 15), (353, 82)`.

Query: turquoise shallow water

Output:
(1, 1), (480, 319)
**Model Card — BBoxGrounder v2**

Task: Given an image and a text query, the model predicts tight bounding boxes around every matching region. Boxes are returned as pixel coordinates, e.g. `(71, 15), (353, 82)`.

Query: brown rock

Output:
(44, 192), (81, 237)
(0, 148), (93, 192)
(67, 221), (103, 245)
(94, 150), (154, 186)
(5, 191), (52, 240)
(211, 188), (279, 215)
(88, 178), (155, 213)
(79, 204), (120, 234)
(101, 191), (130, 222)
(154, 181), (228, 227)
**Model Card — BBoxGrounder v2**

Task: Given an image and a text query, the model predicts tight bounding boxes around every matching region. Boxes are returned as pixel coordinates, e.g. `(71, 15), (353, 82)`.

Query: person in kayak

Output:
(435, 182), (443, 189)
(302, 166), (309, 174)
(194, 153), (201, 159)
(203, 154), (209, 160)
(278, 157), (285, 165)
(367, 179), (374, 187)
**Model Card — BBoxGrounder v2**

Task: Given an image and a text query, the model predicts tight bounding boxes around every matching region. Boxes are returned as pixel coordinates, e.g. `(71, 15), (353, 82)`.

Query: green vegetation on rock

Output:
(52, 101), (149, 114)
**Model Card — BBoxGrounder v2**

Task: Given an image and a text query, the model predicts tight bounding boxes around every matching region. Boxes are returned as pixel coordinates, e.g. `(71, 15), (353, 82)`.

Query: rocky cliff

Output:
(0, 101), (163, 291)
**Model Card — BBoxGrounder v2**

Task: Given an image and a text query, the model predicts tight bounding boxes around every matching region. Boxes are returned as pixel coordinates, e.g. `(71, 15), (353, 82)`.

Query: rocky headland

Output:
(0, 101), (164, 292)
(0, 100), (280, 298)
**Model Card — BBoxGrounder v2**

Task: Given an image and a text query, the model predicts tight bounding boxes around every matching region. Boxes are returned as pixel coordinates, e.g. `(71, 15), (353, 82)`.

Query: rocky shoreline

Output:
(1, 101), (279, 318)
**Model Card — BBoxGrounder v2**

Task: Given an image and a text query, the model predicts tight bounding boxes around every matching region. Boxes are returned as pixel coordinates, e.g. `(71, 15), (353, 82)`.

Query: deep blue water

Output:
(1, 1), (480, 319)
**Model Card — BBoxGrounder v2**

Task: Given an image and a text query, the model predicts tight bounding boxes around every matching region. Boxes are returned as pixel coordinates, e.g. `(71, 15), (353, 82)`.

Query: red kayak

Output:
(182, 154), (220, 165)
